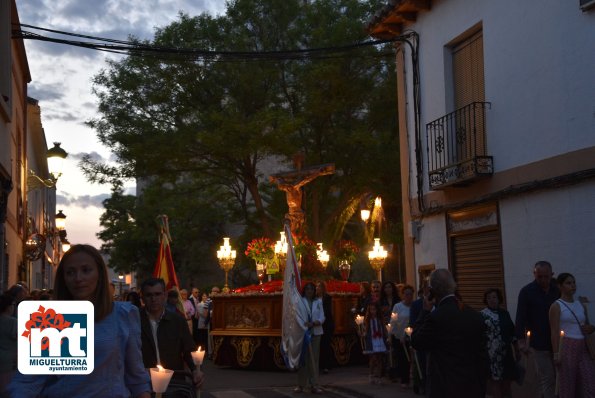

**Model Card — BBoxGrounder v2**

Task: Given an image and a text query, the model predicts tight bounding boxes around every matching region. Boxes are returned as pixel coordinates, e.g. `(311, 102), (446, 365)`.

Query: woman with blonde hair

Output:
(9, 244), (151, 398)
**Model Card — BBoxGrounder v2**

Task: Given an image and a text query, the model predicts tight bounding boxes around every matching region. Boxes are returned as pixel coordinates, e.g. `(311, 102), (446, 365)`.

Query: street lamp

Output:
(55, 210), (67, 231)
(368, 238), (388, 282)
(61, 237), (71, 253)
(216, 237), (236, 293)
(28, 142), (68, 189)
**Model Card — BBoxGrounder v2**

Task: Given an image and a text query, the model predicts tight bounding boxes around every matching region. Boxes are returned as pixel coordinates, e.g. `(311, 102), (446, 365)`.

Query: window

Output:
(449, 26), (486, 161)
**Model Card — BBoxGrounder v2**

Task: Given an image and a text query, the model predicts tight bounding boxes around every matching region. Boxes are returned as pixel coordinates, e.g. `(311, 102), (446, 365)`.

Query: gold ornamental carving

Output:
(331, 335), (356, 365)
(231, 337), (261, 367)
(267, 337), (287, 370)
(212, 336), (224, 362)
(225, 303), (270, 329)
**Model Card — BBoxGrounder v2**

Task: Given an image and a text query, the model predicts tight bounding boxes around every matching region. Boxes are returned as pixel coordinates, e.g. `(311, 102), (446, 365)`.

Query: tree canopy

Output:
(85, 0), (401, 286)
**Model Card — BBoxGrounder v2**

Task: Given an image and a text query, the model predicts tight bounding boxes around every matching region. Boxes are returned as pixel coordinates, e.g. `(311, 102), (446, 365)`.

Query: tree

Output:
(85, 0), (400, 281)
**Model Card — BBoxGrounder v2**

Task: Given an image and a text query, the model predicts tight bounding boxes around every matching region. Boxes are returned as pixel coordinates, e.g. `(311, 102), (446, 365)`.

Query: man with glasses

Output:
(140, 278), (203, 387)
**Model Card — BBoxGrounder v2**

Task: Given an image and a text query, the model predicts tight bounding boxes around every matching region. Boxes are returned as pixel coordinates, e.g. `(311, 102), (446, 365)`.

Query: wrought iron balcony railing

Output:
(426, 102), (493, 190)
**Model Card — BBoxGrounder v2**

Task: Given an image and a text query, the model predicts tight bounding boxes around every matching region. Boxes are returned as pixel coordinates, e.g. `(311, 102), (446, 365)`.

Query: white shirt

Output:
(557, 299), (586, 339)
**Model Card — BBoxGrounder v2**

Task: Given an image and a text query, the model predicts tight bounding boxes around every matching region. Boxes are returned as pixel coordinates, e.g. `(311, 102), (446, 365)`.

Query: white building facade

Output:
(369, 0), (595, 315)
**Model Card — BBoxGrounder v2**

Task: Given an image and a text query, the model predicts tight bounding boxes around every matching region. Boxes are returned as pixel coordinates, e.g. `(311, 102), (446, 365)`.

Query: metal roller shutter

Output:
(451, 229), (505, 310)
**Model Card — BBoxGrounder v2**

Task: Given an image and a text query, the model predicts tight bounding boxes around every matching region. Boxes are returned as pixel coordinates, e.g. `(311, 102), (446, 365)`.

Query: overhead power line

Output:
(12, 23), (401, 62)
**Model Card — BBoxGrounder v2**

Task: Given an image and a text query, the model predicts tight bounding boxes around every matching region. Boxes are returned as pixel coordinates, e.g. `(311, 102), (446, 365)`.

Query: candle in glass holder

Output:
(150, 365), (174, 394)
(405, 326), (413, 337)
(191, 346), (206, 368)
(355, 315), (364, 326)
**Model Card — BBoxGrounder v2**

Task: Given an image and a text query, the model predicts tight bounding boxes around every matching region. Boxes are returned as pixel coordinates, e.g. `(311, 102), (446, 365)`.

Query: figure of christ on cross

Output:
(269, 161), (335, 234)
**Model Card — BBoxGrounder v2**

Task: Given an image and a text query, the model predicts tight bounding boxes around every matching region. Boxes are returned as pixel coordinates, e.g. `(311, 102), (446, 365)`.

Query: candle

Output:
(559, 330), (565, 354)
(386, 323), (392, 334)
(191, 346), (206, 368)
(390, 312), (398, 322)
(405, 326), (413, 337)
(355, 315), (364, 326)
(526, 331), (531, 349)
(150, 365), (174, 394)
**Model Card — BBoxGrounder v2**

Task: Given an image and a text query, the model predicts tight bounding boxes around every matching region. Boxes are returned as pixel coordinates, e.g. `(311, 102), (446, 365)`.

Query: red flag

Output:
(153, 215), (180, 290)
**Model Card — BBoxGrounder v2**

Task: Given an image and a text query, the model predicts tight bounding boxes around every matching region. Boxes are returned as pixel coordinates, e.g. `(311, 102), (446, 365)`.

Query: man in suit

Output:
(140, 278), (203, 387)
(411, 269), (487, 398)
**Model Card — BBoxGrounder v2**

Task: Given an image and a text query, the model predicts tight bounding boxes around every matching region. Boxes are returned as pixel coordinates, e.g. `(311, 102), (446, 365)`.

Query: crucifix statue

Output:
(269, 154), (335, 235)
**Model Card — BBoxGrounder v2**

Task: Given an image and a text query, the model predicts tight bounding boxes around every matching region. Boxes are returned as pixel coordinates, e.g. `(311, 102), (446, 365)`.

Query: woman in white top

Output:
(390, 284), (414, 389)
(295, 282), (325, 394)
(549, 272), (595, 398)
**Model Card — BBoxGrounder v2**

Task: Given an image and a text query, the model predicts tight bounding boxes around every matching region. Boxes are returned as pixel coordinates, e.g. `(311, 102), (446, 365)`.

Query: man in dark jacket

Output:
(411, 269), (487, 398)
(140, 278), (203, 387)
(515, 260), (559, 398)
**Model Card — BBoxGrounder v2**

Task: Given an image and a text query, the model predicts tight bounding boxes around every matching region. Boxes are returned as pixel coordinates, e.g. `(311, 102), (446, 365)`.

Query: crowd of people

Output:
(0, 250), (594, 398)
(343, 261), (595, 397)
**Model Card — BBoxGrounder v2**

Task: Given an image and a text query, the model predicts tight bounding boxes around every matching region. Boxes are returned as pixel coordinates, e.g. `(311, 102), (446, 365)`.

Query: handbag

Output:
(558, 299), (595, 360)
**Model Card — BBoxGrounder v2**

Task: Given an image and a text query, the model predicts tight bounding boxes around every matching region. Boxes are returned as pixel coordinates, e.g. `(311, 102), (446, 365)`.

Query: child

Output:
(360, 302), (388, 384)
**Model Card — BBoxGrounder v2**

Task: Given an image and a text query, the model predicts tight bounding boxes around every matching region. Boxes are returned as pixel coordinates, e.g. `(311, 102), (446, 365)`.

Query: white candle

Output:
(558, 330), (565, 354)
(150, 365), (174, 393)
(405, 326), (413, 337)
(390, 312), (398, 322)
(386, 323), (392, 334)
(191, 346), (206, 367)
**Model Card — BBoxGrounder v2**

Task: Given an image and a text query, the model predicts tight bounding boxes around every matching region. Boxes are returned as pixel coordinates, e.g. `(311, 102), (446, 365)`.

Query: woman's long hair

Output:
(54, 244), (113, 321)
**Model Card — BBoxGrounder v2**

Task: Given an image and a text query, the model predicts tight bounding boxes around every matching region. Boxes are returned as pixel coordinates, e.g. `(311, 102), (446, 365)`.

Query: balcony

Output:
(426, 102), (493, 190)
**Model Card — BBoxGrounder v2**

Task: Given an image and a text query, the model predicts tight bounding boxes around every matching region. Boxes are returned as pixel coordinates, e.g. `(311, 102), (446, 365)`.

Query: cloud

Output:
(27, 83), (66, 102)
(57, 192), (111, 209)
(68, 151), (107, 162)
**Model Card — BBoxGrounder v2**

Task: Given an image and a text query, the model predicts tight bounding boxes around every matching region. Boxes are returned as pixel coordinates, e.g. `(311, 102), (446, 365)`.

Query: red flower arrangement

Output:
(245, 237), (275, 264)
(332, 240), (360, 264)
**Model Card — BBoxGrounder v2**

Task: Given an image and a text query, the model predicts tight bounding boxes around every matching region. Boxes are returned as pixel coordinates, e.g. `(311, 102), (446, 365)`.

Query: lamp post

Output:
(216, 237), (236, 293)
(368, 238), (388, 282)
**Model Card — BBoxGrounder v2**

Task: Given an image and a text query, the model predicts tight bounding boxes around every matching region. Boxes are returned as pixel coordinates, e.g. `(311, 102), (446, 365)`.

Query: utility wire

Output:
(12, 23), (398, 62)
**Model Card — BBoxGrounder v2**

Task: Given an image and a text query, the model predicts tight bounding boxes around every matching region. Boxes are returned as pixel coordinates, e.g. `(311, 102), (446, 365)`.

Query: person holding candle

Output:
(360, 301), (388, 385)
(140, 278), (204, 388)
(515, 260), (560, 398)
(548, 273), (595, 398)
(390, 284), (414, 389)
(480, 288), (517, 398)
(411, 269), (487, 397)
(8, 244), (152, 398)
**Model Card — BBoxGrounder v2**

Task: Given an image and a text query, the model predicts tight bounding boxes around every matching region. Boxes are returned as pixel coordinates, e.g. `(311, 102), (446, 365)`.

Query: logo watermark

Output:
(18, 301), (94, 374)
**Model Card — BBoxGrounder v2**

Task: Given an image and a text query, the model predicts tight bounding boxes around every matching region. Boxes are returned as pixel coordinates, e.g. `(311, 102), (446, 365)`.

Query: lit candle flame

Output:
(157, 364), (164, 372)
